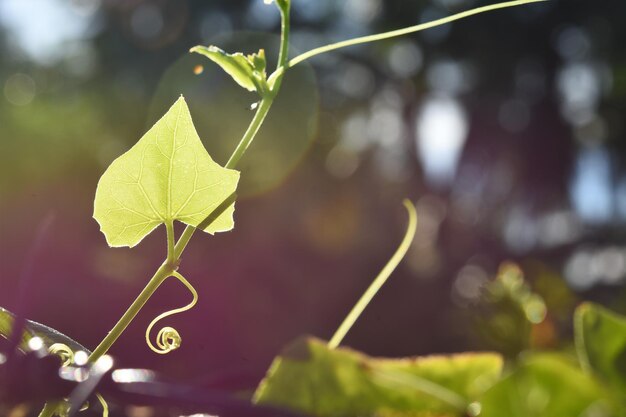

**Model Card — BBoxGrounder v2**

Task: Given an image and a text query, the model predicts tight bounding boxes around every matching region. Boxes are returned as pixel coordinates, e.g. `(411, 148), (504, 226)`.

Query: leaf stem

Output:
(288, 0), (547, 68)
(166, 220), (175, 265)
(328, 200), (417, 350)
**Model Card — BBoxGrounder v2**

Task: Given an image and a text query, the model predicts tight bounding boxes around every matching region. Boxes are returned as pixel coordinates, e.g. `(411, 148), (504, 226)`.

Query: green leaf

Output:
(479, 354), (612, 417)
(93, 96), (240, 247)
(0, 306), (89, 354)
(190, 46), (267, 93)
(575, 302), (626, 397)
(254, 337), (503, 417)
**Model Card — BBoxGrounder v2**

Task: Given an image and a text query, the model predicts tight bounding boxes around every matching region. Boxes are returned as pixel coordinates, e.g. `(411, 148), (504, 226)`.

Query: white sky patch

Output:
(416, 95), (468, 187)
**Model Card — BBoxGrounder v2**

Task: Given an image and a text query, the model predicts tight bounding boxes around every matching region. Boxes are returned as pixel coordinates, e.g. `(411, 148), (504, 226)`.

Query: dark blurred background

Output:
(1, 0), (625, 383)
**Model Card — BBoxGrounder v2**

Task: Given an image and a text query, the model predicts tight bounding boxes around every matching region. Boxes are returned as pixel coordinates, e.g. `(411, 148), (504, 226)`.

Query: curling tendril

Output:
(145, 271), (198, 354)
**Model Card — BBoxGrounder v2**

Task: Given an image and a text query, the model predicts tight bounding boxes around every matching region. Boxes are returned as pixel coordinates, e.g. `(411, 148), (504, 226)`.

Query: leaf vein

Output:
(137, 145), (163, 220)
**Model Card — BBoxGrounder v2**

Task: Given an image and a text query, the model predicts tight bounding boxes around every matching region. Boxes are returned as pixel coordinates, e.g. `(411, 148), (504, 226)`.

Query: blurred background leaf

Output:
(255, 337), (502, 417)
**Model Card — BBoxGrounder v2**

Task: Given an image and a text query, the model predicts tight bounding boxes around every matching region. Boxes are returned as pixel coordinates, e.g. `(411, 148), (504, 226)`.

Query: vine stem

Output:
(328, 200), (417, 350)
(288, 0), (547, 68)
(88, 262), (173, 362)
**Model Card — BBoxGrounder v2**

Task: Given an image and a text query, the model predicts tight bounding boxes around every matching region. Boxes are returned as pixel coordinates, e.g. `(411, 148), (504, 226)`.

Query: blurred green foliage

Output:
(255, 299), (626, 417)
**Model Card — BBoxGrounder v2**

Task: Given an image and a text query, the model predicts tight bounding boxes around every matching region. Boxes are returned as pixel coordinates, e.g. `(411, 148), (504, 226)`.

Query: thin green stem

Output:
(328, 200), (418, 350)
(276, 2), (290, 70)
(88, 262), (172, 362)
(289, 0), (547, 68)
(270, 0), (290, 93)
(173, 224), (195, 261)
(226, 97), (274, 169)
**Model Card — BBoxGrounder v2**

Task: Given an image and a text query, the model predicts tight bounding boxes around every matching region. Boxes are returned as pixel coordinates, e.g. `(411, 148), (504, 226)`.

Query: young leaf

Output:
(190, 46), (267, 94)
(94, 96), (240, 248)
(254, 337), (503, 417)
(575, 303), (626, 397)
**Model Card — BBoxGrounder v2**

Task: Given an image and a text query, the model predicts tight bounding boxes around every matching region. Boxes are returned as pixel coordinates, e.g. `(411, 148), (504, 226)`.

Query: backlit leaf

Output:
(94, 96), (240, 247)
